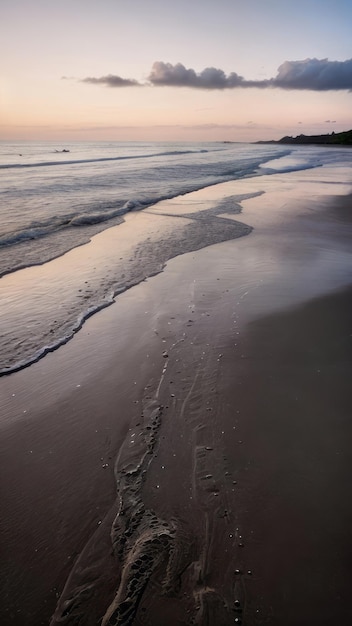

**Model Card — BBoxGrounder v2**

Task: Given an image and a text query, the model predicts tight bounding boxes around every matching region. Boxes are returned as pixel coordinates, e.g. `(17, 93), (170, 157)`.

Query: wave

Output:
(0, 149), (312, 250)
(0, 185), (248, 249)
(0, 296), (116, 377)
(0, 148), (211, 170)
(261, 162), (322, 175)
(0, 194), (257, 376)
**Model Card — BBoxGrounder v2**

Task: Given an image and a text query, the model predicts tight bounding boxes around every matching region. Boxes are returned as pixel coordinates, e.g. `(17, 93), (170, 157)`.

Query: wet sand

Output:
(0, 184), (351, 625)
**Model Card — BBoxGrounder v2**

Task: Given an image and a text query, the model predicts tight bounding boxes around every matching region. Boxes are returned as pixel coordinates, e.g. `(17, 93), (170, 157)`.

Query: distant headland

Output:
(256, 129), (352, 146)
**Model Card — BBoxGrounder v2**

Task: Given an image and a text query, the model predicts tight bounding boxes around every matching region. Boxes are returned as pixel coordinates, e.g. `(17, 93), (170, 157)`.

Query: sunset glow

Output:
(2, 0), (352, 142)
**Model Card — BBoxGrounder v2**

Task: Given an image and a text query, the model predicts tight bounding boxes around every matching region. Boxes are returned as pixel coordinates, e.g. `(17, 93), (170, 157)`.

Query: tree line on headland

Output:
(256, 129), (352, 145)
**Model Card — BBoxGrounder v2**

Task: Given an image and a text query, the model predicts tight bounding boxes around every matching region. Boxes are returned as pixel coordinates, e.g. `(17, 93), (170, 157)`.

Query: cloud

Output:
(147, 61), (266, 89)
(79, 58), (352, 91)
(81, 74), (142, 87)
(272, 58), (352, 91)
(147, 59), (352, 90)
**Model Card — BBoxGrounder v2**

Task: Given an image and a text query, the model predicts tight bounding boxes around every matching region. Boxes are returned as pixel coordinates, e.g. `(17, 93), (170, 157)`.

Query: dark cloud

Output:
(272, 58), (352, 91)
(79, 58), (352, 91)
(148, 58), (352, 91)
(81, 74), (142, 87)
(147, 61), (265, 89)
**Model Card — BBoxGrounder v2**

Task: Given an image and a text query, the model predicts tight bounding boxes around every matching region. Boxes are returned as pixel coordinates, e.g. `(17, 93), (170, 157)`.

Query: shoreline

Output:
(0, 179), (351, 624)
(1, 159), (351, 377)
(0, 195), (253, 377)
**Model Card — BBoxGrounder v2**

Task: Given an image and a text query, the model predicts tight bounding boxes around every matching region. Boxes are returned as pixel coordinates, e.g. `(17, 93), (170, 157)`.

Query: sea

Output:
(1, 140), (351, 376)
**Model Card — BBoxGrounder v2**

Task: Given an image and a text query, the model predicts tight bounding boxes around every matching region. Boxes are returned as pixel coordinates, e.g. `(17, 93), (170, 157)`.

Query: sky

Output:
(1, 0), (352, 142)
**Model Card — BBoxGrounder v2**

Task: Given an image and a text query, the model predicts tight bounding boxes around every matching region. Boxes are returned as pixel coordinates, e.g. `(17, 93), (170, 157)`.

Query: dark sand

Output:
(0, 187), (351, 625)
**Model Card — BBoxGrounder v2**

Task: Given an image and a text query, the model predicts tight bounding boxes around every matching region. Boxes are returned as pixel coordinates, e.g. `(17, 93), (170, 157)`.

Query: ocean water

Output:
(1, 140), (351, 375)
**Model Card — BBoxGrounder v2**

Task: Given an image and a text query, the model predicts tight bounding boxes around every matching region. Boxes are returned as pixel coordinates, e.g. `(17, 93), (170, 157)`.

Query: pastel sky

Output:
(1, 0), (352, 142)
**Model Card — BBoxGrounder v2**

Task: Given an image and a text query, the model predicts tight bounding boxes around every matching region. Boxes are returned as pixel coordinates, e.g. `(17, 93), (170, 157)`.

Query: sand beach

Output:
(0, 167), (351, 625)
